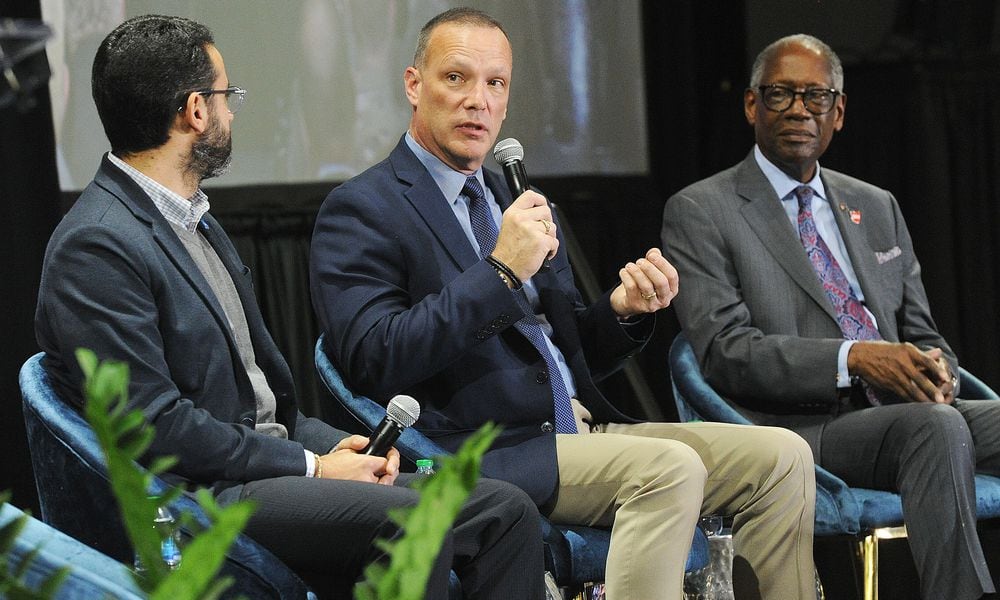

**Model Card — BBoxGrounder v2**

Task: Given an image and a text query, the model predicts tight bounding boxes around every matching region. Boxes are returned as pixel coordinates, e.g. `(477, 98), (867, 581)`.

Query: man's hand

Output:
(315, 434), (401, 485)
(610, 248), (679, 319)
(848, 341), (952, 404)
(936, 355), (958, 404)
(492, 190), (559, 281)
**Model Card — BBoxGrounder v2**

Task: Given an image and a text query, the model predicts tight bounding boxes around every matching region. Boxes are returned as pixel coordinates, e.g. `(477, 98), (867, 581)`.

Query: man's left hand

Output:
(610, 248), (679, 319)
(937, 356), (958, 404)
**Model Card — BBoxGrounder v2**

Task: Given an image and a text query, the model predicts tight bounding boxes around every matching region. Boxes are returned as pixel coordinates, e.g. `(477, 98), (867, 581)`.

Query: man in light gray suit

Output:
(662, 34), (1000, 600)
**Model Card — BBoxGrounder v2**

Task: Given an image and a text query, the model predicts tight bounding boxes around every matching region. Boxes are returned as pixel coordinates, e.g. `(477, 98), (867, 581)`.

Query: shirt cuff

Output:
(836, 340), (857, 388)
(304, 448), (316, 477)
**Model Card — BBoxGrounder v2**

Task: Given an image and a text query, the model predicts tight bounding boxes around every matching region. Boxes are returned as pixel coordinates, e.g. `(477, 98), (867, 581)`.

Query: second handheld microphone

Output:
(361, 394), (421, 457)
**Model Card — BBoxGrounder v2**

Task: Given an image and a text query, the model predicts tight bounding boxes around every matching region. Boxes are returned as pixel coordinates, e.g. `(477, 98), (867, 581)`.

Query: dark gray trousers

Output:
(816, 399), (1000, 600)
(234, 474), (544, 600)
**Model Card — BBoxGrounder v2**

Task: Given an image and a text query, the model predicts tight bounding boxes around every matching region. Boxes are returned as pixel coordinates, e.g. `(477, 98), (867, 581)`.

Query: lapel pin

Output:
(849, 209), (862, 224)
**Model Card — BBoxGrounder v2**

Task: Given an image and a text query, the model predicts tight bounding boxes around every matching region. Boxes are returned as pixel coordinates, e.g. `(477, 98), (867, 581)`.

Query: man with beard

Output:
(35, 15), (545, 599)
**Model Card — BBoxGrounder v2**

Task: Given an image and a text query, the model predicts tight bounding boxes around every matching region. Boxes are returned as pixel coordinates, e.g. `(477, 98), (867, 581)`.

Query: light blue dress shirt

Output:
(753, 146), (877, 388)
(404, 133), (579, 398)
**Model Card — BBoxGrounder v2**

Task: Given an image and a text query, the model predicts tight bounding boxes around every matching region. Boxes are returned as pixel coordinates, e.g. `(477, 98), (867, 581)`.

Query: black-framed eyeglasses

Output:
(177, 85), (247, 115)
(756, 84), (840, 115)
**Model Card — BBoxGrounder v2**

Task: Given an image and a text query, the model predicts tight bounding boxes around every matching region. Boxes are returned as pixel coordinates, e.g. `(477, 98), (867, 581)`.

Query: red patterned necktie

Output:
(795, 185), (882, 405)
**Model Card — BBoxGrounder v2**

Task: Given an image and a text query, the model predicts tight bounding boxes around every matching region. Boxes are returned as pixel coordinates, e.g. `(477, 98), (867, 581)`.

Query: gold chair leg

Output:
(858, 532), (878, 600)
(857, 526), (907, 600)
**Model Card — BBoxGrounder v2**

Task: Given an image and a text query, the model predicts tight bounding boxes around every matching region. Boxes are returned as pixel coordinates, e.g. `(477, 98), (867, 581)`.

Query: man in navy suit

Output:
(35, 14), (544, 599)
(311, 8), (817, 598)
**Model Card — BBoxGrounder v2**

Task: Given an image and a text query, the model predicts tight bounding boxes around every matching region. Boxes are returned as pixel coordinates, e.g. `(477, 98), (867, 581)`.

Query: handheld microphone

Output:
(493, 137), (530, 198)
(493, 138), (551, 270)
(362, 395), (420, 457)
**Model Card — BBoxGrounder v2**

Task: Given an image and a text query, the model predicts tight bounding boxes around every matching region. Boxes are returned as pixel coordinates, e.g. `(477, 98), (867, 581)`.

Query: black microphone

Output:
(493, 138), (551, 270)
(493, 137), (530, 198)
(362, 395), (420, 456)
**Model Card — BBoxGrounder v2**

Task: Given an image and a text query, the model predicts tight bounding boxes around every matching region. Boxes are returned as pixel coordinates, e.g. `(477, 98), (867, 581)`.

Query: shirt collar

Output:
(107, 152), (210, 233)
(404, 132), (487, 206)
(753, 145), (827, 201)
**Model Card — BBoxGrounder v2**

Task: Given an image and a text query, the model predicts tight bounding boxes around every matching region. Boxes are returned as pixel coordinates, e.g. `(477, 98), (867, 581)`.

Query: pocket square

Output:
(875, 246), (902, 264)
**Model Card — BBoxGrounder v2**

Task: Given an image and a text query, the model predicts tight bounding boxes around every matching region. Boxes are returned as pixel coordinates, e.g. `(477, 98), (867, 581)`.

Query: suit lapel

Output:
(389, 140), (481, 271)
(197, 215), (262, 326)
(736, 155), (840, 323)
(95, 158), (244, 362)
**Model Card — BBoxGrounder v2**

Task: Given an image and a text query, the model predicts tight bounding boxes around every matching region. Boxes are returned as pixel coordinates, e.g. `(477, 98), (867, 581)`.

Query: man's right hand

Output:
(492, 190), (559, 281)
(315, 434), (400, 485)
(848, 341), (952, 404)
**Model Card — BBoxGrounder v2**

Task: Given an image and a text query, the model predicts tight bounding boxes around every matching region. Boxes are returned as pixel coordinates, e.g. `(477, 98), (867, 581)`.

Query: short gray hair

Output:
(749, 34), (844, 91)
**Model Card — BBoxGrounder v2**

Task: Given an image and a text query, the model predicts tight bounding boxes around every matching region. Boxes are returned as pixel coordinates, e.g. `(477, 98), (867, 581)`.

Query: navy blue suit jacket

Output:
(36, 155), (343, 495)
(310, 137), (646, 505)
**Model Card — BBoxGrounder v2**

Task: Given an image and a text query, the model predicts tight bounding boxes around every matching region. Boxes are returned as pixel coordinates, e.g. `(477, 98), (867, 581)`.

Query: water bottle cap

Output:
(416, 459), (433, 468)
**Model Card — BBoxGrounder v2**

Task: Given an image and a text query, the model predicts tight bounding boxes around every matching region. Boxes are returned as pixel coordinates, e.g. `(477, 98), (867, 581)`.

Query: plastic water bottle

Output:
(134, 504), (182, 571)
(156, 505), (182, 569)
(415, 459), (435, 475)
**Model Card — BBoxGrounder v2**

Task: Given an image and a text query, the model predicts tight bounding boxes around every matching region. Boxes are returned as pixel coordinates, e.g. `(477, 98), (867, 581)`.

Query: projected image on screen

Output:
(43, 0), (647, 190)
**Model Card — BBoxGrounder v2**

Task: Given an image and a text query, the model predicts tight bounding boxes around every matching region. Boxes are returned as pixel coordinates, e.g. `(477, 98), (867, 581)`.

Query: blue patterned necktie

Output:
(462, 176), (577, 433)
(795, 185), (882, 405)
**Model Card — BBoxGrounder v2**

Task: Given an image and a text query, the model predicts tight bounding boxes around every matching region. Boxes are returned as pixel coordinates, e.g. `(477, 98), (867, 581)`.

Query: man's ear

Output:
(177, 91), (210, 134)
(404, 66), (421, 109)
(743, 88), (758, 127)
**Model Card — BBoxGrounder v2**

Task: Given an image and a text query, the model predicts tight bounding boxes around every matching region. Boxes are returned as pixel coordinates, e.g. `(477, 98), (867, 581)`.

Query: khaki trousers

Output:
(548, 421), (815, 600)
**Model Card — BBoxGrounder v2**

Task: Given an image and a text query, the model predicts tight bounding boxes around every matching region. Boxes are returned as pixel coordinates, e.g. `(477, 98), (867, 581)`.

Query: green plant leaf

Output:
(150, 497), (254, 600)
(355, 423), (499, 600)
(76, 349), (256, 599)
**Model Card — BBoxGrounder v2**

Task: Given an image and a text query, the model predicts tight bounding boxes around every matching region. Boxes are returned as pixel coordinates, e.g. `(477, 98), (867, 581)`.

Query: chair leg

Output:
(858, 532), (878, 600)
(857, 526), (907, 600)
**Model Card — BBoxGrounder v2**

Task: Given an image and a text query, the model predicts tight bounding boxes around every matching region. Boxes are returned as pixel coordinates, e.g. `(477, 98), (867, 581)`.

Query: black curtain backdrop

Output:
(2, 1), (62, 514)
(7, 0), (1000, 517)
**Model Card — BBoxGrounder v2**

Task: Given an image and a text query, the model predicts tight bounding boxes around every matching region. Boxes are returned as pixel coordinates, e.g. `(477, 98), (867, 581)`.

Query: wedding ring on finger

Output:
(540, 219), (551, 234)
(641, 291), (657, 301)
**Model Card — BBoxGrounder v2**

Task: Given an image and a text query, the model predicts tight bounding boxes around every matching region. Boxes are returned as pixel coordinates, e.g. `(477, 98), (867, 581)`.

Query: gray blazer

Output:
(36, 155), (344, 496)
(662, 151), (956, 448)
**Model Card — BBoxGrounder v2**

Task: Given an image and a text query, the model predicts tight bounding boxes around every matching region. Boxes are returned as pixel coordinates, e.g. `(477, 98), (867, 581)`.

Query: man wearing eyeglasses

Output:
(663, 34), (999, 600)
(35, 14), (545, 598)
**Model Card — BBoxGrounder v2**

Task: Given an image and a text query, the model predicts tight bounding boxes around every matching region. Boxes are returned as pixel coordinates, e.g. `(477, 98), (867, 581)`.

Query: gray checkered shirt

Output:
(107, 152), (209, 232)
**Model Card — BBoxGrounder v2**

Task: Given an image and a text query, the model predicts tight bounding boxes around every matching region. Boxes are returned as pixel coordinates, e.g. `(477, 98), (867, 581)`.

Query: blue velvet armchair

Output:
(314, 335), (710, 591)
(2, 502), (145, 599)
(668, 332), (1000, 599)
(19, 352), (316, 600)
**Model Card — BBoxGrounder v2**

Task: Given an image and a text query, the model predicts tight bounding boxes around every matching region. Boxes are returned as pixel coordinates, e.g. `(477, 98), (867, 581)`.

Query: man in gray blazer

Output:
(35, 15), (544, 599)
(663, 33), (1000, 600)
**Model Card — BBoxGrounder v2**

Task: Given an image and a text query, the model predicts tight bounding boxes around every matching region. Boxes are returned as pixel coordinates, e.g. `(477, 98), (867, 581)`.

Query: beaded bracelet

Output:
(314, 452), (323, 479)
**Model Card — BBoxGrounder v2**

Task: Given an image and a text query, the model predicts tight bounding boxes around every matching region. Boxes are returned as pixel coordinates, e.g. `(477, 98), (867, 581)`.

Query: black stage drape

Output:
(2, 1), (62, 513)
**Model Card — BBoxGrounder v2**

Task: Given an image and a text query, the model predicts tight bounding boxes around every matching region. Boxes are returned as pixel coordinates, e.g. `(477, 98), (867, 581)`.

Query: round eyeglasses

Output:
(756, 84), (840, 115)
(178, 86), (247, 115)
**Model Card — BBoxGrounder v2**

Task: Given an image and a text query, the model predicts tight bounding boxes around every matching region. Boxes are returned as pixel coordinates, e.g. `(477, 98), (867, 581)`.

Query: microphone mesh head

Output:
(386, 394), (421, 428)
(493, 138), (523, 165)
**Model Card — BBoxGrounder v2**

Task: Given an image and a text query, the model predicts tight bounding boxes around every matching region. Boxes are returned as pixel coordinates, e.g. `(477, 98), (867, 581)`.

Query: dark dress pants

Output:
(816, 399), (1000, 600)
(233, 474), (544, 600)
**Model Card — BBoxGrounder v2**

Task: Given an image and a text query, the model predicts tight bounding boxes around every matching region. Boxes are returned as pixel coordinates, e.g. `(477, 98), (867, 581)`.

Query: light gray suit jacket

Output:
(662, 151), (956, 448)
